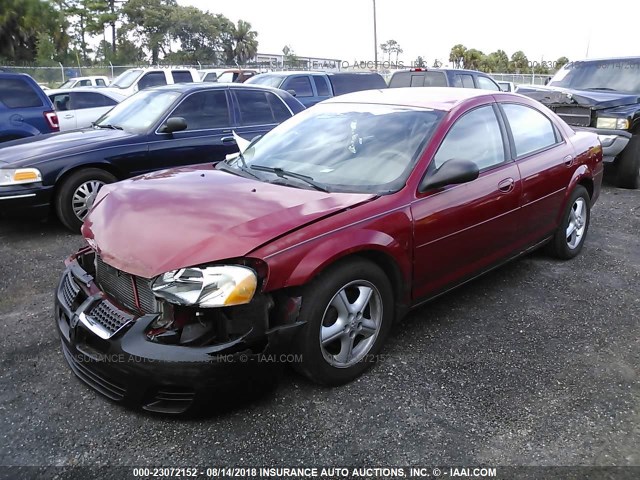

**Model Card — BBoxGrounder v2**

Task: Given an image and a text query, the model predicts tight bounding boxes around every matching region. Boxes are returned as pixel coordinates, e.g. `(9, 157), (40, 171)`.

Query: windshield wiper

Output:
(585, 87), (617, 91)
(219, 156), (261, 180)
(93, 123), (123, 130)
(250, 165), (330, 193)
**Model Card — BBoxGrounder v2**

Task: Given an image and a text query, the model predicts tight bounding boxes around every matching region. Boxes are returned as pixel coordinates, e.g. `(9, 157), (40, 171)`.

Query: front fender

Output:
(259, 208), (413, 304)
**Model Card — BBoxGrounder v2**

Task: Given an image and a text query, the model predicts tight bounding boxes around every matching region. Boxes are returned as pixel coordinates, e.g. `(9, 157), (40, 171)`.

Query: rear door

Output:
(49, 92), (75, 130)
(148, 88), (235, 169)
(411, 104), (522, 300)
(498, 102), (574, 248)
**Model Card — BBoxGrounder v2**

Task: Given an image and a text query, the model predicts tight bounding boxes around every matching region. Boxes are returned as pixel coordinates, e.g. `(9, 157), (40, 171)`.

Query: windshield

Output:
(111, 69), (143, 89)
(246, 74), (283, 88)
(223, 103), (443, 194)
(549, 60), (640, 94)
(59, 79), (76, 89)
(94, 89), (181, 132)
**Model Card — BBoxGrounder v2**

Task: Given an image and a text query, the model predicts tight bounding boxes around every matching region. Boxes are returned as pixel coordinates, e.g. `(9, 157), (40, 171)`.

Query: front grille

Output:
(86, 299), (134, 337)
(549, 105), (592, 127)
(62, 342), (126, 401)
(95, 256), (157, 314)
(61, 273), (80, 308)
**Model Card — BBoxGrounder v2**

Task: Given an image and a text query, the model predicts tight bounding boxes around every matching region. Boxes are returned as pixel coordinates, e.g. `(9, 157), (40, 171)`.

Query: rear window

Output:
(0, 78), (43, 108)
(424, 71), (447, 87)
(330, 73), (386, 95)
(454, 74), (475, 88)
(235, 90), (290, 125)
(172, 71), (194, 83)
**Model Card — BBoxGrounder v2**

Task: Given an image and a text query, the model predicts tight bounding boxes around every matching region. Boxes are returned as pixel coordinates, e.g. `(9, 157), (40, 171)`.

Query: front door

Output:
(411, 104), (522, 300)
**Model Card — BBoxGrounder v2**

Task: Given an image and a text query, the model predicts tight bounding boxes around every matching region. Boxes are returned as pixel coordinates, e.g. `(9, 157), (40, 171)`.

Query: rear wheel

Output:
(293, 258), (394, 386)
(546, 185), (591, 260)
(616, 134), (640, 189)
(54, 168), (116, 233)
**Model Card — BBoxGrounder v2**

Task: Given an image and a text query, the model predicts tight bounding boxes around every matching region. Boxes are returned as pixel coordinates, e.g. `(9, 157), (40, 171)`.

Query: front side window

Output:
(138, 72), (167, 90)
(282, 76), (313, 97)
(170, 90), (230, 130)
(477, 76), (500, 91)
(94, 89), (180, 132)
(433, 105), (505, 171)
(0, 78), (43, 108)
(172, 71), (194, 83)
(502, 103), (558, 157)
(223, 103), (444, 194)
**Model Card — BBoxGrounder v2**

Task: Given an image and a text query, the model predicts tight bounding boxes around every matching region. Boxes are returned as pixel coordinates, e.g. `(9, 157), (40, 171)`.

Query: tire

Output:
(293, 258), (394, 386)
(546, 185), (591, 260)
(54, 168), (117, 233)
(616, 134), (640, 189)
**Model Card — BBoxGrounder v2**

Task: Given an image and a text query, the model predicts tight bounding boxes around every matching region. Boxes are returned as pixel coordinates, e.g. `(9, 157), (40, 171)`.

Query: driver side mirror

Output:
(420, 159), (479, 192)
(286, 89), (297, 97)
(159, 116), (188, 134)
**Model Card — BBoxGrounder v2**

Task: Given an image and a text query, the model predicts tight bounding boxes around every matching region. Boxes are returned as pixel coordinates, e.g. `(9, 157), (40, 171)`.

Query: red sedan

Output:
(55, 88), (603, 413)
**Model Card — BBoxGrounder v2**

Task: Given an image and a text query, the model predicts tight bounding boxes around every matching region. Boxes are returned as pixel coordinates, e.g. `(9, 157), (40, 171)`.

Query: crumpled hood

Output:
(0, 128), (138, 167)
(83, 164), (375, 278)
(518, 85), (640, 109)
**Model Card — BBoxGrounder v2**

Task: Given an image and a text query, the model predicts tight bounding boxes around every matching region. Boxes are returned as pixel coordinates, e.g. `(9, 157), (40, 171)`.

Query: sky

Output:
(183, 0), (640, 68)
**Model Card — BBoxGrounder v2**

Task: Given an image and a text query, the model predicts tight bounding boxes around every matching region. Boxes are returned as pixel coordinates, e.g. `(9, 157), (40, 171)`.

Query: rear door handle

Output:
(221, 136), (236, 144)
(563, 155), (574, 167)
(498, 177), (515, 193)
(63, 114), (74, 119)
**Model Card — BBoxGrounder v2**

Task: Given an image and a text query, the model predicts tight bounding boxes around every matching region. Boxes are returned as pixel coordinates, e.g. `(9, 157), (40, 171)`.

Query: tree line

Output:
(447, 44), (569, 74)
(0, 0), (258, 66)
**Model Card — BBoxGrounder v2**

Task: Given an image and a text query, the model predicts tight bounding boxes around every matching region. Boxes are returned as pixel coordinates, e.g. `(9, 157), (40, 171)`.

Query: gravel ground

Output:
(0, 184), (638, 473)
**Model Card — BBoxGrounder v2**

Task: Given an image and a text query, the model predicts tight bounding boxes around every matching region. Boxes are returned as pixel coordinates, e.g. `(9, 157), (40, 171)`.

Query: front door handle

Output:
(498, 177), (515, 193)
(563, 155), (574, 167)
(221, 136), (236, 144)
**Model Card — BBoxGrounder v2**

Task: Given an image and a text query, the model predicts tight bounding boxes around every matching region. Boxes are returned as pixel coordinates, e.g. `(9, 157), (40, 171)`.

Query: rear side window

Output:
(70, 92), (117, 109)
(138, 72), (167, 90)
(312, 76), (330, 96)
(0, 78), (43, 108)
(50, 93), (70, 111)
(266, 93), (292, 122)
(454, 74), (475, 88)
(172, 71), (194, 83)
(502, 103), (559, 157)
(477, 76), (500, 91)
(170, 90), (230, 130)
(283, 76), (313, 97)
(235, 90), (283, 125)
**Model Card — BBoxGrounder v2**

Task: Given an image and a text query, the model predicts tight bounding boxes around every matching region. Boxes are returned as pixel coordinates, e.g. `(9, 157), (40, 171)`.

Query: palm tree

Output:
(233, 20), (258, 64)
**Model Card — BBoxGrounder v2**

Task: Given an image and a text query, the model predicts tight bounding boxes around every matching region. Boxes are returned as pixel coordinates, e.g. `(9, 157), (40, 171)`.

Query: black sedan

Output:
(0, 83), (304, 231)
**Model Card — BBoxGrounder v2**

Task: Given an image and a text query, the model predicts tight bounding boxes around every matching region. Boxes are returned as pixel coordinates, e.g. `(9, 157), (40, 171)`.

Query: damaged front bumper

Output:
(54, 255), (304, 414)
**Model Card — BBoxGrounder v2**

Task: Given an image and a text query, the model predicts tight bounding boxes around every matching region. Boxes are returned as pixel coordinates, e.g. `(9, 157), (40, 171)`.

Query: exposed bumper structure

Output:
(55, 256), (303, 414)
(574, 127), (632, 162)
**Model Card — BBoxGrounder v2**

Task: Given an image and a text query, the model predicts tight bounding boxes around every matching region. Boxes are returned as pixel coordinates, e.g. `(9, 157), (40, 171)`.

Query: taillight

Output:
(44, 111), (59, 132)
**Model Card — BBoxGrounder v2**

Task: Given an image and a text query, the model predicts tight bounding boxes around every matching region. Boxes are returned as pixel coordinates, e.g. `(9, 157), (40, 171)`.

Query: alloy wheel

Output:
(72, 180), (105, 221)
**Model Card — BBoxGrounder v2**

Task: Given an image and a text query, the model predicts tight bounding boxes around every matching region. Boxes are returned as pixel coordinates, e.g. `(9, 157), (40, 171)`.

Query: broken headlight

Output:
(151, 266), (257, 307)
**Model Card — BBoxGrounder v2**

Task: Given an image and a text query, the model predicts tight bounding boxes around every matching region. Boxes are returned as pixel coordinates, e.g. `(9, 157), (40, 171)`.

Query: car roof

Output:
(393, 68), (490, 76)
(569, 56), (640, 63)
(148, 82), (289, 95)
(326, 87), (499, 111)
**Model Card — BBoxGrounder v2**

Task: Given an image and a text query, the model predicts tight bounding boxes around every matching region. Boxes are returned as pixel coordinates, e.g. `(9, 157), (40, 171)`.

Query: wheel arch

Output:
(53, 162), (124, 197)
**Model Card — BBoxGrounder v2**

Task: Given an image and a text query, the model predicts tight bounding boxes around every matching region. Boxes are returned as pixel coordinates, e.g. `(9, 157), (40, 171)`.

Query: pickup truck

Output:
(389, 68), (501, 91)
(518, 57), (640, 189)
(58, 76), (110, 88)
(245, 71), (387, 107)
(108, 67), (201, 97)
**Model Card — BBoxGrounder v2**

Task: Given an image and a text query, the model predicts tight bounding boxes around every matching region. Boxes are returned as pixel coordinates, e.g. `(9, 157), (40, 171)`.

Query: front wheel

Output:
(546, 185), (591, 260)
(54, 168), (117, 233)
(293, 258), (394, 386)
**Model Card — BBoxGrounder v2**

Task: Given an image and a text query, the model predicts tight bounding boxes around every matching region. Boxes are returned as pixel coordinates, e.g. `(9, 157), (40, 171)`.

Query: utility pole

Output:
(373, 0), (378, 70)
